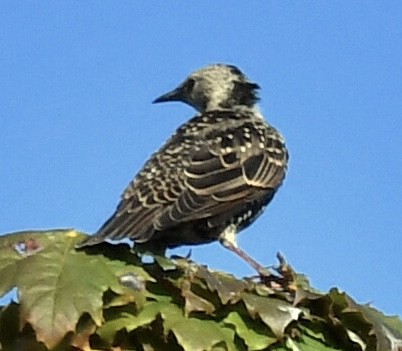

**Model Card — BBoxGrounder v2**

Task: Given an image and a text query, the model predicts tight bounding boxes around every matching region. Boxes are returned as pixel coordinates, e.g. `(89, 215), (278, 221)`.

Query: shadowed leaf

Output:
(97, 301), (173, 344)
(181, 279), (215, 315)
(223, 311), (276, 350)
(242, 293), (302, 337)
(195, 266), (248, 304)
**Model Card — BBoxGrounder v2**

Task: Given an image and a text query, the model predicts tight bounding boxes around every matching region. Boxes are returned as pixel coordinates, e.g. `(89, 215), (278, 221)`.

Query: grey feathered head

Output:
(153, 64), (260, 112)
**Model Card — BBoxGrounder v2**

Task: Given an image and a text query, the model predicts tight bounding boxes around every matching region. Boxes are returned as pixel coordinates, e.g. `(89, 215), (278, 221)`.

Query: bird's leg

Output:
(219, 225), (271, 277)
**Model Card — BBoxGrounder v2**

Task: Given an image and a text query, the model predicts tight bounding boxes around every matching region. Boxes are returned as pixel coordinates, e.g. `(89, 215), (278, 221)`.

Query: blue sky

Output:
(1, 2), (401, 316)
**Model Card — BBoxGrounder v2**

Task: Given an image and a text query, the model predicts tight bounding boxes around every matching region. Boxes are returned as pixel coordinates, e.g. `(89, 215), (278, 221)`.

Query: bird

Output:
(76, 64), (289, 276)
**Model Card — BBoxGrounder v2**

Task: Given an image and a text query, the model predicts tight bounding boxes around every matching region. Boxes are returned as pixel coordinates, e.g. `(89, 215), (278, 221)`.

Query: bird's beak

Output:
(152, 85), (185, 104)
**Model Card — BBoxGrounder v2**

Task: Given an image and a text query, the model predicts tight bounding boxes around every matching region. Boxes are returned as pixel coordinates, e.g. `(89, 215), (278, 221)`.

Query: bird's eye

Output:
(183, 78), (195, 92)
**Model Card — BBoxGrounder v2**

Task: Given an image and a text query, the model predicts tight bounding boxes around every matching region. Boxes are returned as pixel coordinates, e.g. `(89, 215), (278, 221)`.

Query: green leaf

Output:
(154, 255), (177, 271)
(292, 334), (341, 351)
(0, 230), (153, 349)
(223, 311), (276, 350)
(98, 301), (171, 343)
(0, 231), (36, 297)
(219, 326), (238, 351)
(195, 266), (248, 304)
(181, 279), (215, 315)
(242, 293), (302, 337)
(164, 314), (232, 351)
(349, 302), (402, 351)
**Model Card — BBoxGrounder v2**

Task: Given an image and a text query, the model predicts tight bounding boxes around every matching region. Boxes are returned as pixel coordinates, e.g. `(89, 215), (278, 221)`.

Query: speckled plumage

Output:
(77, 64), (288, 260)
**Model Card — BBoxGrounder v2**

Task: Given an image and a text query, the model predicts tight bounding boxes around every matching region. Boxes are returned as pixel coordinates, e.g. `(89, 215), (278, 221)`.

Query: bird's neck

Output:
(203, 104), (264, 119)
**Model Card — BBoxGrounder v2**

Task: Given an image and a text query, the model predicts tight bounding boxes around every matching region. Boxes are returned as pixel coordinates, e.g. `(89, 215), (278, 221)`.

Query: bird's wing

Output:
(155, 120), (288, 230)
(77, 113), (288, 248)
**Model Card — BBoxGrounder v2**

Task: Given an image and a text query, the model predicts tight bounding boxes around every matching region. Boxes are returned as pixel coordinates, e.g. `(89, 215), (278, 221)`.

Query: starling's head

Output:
(153, 64), (260, 112)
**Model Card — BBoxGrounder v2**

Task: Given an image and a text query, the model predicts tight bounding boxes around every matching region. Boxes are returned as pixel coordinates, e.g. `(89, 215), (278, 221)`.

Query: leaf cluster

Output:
(0, 230), (401, 351)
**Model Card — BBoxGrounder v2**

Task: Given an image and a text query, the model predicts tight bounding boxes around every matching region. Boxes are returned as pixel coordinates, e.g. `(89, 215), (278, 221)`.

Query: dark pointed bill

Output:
(152, 86), (184, 104)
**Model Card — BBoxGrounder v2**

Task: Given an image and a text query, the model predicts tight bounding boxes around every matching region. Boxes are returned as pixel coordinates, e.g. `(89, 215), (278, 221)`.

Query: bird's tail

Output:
(75, 213), (118, 249)
(75, 234), (104, 248)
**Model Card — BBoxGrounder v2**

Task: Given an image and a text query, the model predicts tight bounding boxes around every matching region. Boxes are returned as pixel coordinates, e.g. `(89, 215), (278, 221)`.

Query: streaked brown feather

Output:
(77, 107), (288, 249)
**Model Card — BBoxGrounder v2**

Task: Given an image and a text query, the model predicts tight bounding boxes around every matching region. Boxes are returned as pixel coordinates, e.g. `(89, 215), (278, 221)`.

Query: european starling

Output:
(77, 64), (288, 275)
